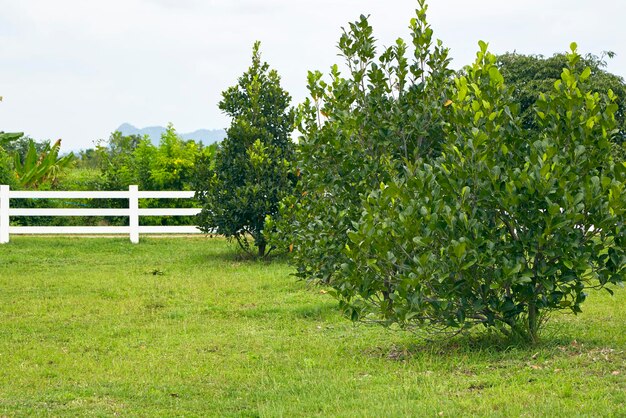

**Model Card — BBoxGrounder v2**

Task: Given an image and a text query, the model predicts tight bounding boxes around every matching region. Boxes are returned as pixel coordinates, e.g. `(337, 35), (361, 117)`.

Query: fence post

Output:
(129, 185), (139, 244)
(0, 185), (9, 244)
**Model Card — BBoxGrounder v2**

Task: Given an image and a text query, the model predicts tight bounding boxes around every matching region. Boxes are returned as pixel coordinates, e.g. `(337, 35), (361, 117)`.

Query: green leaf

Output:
(580, 67), (592, 81)
(453, 241), (467, 259)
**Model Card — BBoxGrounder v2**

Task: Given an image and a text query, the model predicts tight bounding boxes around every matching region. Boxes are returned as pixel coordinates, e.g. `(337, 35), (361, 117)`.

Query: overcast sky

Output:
(1, 0), (624, 151)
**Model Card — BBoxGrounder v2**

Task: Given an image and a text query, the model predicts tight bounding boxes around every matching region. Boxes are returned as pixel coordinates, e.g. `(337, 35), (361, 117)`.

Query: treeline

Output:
(0, 124), (215, 191)
(0, 124), (216, 226)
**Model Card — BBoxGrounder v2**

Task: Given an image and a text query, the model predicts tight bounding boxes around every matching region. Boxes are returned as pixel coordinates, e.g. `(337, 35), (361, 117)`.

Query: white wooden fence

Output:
(0, 185), (202, 244)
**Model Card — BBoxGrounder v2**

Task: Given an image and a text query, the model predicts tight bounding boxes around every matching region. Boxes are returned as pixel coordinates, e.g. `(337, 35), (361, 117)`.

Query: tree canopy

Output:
(272, 2), (626, 342)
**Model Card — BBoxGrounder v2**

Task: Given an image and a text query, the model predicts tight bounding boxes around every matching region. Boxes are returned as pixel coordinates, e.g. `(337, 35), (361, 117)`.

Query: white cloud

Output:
(0, 0), (624, 150)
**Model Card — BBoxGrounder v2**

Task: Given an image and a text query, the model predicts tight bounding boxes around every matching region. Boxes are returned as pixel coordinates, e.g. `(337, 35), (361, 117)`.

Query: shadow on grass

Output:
(362, 328), (596, 362)
(184, 240), (292, 265)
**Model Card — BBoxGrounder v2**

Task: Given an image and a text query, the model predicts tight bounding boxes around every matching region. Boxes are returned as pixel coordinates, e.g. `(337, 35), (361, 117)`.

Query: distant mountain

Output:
(116, 123), (226, 146)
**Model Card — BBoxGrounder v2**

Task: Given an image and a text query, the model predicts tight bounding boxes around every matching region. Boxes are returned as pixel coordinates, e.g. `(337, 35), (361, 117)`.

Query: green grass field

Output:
(0, 237), (624, 417)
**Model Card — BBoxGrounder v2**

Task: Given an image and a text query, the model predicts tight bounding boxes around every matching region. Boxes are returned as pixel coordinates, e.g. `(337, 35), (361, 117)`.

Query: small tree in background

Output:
(96, 131), (143, 190)
(496, 51), (626, 136)
(196, 42), (295, 257)
(496, 51), (626, 161)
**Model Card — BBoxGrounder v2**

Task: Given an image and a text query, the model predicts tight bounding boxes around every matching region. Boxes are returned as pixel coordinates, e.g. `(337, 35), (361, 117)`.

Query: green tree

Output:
(149, 124), (204, 190)
(96, 131), (145, 190)
(75, 148), (103, 170)
(196, 42), (295, 257)
(341, 42), (625, 342)
(271, 1), (452, 282)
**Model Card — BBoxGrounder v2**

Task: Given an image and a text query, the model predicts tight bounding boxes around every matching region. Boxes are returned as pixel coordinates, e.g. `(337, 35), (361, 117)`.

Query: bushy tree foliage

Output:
(342, 42), (625, 341)
(278, 2), (625, 341)
(196, 42), (295, 257)
(96, 131), (144, 190)
(272, 1), (452, 282)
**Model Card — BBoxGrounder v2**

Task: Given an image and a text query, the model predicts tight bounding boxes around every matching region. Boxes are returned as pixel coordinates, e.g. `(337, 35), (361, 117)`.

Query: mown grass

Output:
(0, 237), (624, 417)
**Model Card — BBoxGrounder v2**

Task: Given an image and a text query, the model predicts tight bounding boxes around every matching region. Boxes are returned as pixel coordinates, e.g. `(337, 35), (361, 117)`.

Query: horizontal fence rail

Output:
(0, 185), (202, 244)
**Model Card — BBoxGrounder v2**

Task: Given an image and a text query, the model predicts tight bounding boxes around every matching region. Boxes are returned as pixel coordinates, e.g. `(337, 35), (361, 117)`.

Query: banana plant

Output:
(0, 131), (24, 148)
(13, 139), (75, 189)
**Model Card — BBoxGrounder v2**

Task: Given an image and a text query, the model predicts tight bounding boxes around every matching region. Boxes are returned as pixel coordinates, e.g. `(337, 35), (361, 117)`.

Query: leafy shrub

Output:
(277, 1), (625, 342)
(337, 43), (625, 342)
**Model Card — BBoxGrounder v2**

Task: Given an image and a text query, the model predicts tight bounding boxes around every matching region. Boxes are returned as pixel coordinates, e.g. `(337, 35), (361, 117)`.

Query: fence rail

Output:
(0, 185), (202, 244)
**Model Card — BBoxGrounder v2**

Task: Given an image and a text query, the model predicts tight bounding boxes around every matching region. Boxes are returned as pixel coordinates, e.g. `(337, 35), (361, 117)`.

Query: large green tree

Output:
(343, 42), (626, 342)
(275, 2), (625, 342)
(196, 42), (295, 257)
(271, 1), (452, 282)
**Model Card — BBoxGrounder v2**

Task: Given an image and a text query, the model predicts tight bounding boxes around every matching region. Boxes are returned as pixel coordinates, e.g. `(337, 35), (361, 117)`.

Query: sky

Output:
(1, 0), (624, 151)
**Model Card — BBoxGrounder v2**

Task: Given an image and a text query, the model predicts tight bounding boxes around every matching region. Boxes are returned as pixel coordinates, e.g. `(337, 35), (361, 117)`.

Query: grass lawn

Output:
(0, 237), (624, 417)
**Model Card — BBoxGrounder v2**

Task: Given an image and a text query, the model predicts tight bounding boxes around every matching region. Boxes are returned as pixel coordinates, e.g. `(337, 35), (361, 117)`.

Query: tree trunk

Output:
(257, 241), (266, 258)
(528, 301), (539, 343)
